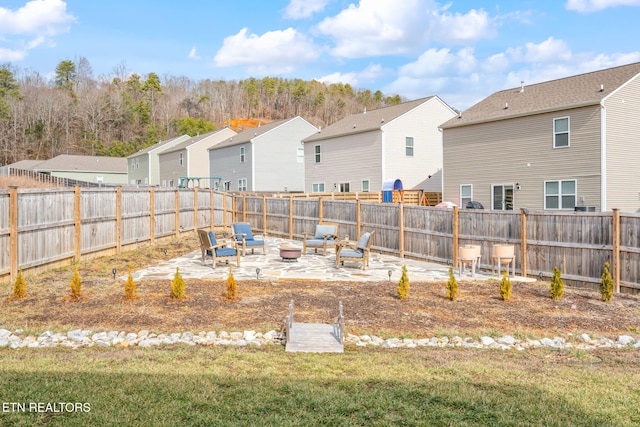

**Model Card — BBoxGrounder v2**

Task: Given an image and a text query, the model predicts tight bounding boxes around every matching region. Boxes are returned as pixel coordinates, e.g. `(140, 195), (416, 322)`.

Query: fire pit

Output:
(279, 244), (302, 262)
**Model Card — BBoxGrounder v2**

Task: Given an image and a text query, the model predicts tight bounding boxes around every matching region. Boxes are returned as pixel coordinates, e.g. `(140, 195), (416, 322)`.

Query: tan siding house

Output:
(303, 97), (456, 194)
(441, 62), (640, 212)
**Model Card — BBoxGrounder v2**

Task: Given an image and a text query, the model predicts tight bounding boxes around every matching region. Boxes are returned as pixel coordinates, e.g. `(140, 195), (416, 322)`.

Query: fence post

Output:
(9, 186), (18, 283)
(612, 208), (620, 293)
(289, 195), (294, 240)
(318, 197), (323, 222)
(193, 187), (199, 231)
(74, 186), (81, 262)
(243, 194), (247, 222)
(263, 195), (267, 236)
(150, 187), (156, 244)
(356, 199), (361, 238)
(174, 189), (180, 238)
(452, 206), (459, 265)
(399, 202), (405, 258)
(520, 208), (527, 277)
(116, 187), (122, 252)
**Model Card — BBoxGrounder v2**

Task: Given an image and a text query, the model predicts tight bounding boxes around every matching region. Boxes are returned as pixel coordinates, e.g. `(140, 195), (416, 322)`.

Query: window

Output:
(361, 180), (370, 192)
(297, 146), (304, 163)
(339, 182), (350, 192)
(554, 117), (569, 148)
(492, 185), (514, 210)
(96, 176), (103, 184)
(314, 145), (321, 163)
(545, 180), (576, 210)
(240, 146), (245, 163)
(405, 137), (414, 157)
(238, 178), (247, 191)
(312, 183), (325, 193)
(135, 159), (139, 169)
(460, 184), (472, 207)
(223, 181), (231, 191)
(169, 179), (174, 187)
(178, 152), (184, 166)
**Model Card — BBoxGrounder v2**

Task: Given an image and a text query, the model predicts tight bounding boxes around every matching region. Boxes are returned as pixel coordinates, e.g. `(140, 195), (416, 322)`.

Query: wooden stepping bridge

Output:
(285, 300), (344, 353)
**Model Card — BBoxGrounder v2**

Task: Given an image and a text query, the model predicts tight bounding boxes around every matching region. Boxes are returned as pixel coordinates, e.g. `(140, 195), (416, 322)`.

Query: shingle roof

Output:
(34, 155), (127, 173)
(303, 97), (435, 143)
(127, 134), (190, 157)
(6, 159), (45, 170)
(159, 129), (232, 154)
(441, 62), (640, 129)
(211, 118), (297, 150)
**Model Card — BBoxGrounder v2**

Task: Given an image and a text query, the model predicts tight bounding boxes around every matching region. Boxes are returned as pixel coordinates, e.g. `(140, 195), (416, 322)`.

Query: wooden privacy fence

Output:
(235, 194), (639, 294)
(3, 188), (639, 294)
(1, 186), (234, 281)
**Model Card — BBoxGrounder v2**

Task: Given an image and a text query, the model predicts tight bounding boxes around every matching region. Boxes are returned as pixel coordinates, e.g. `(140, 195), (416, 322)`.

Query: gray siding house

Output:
(441, 62), (640, 213)
(158, 128), (236, 188)
(209, 117), (318, 192)
(302, 97), (456, 194)
(127, 135), (190, 185)
(34, 154), (128, 184)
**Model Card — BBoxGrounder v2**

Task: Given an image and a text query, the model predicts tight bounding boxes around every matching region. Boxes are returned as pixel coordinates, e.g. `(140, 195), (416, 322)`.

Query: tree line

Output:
(0, 58), (404, 166)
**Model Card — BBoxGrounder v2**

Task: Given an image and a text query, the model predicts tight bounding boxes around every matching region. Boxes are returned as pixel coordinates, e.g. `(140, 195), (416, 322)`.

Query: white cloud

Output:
(0, 0), (75, 62)
(316, 63), (384, 87)
(213, 28), (320, 75)
(188, 46), (201, 60)
(566, 0), (640, 12)
(316, 0), (497, 58)
(0, 0), (75, 36)
(386, 37), (640, 111)
(284, 0), (331, 19)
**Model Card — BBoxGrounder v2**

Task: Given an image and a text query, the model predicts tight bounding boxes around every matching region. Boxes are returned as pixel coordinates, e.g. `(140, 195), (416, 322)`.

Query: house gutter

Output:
(600, 102), (607, 212)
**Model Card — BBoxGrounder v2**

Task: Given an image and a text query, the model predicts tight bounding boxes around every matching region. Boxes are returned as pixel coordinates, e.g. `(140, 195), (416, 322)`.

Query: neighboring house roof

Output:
(442, 61), (640, 129)
(210, 117), (305, 150)
(127, 135), (190, 157)
(34, 155), (127, 173)
(6, 159), (45, 170)
(303, 97), (436, 143)
(160, 128), (234, 154)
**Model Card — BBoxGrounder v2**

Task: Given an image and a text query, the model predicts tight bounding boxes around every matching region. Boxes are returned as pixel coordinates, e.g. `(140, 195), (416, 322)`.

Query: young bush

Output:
(600, 261), (613, 303)
(171, 267), (186, 299)
(549, 267), (564, 300)
(446, 267), (459, 301)
(124, 269), (138, 300)
(398, 265), (410, 300)
(69, 265), (82, 299)
(12, 269), (26, 299)
(499, 269), (512, 301)
(226, 266), (238, 300)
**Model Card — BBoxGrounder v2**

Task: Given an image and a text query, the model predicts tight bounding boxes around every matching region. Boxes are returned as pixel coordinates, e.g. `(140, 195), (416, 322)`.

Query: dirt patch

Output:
(2, 235), (640, 337)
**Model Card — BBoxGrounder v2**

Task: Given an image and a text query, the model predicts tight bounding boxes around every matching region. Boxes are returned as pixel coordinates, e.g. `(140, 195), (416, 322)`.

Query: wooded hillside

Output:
(0, 58), (404, 166)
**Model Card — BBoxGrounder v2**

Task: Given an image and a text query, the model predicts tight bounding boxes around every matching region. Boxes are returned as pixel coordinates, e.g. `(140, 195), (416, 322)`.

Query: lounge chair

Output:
(231, 222), (266, 256)
(197, 228), (240, 268)
(302, 222), (338, 255)
(335, 231), (375, 270)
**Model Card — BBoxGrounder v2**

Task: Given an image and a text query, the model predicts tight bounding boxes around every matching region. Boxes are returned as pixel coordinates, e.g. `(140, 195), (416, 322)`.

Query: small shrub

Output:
(398, 265), (410, 300)
(446, 267), (458, 301)
(549, 267), (564, 300)
(600, 262), (613, 302)
(499, 269), (512, 301)
(69, 265), (82, 299)
(171, 267), (186, 299)
(13, 269), (26, 299)
(226, 266), (238, 300)
(124, 268), (138, 300)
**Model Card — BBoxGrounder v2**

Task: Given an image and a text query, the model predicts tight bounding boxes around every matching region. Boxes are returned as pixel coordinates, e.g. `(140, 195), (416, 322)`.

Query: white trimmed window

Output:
(312, 183), (325, 193)
(238, 178), (247, 191)
(339, 182), (350, 192)
(297, 146), (304, 163)
(361, 180), (370, 192)
(553, 117), (570, 148)
(461, 184), (472, 207)
(178, 152), (184, 166)
(545, 180), (576, 209)
(240, 146), (245, 163)
(405, 137), (414, 156)
(314, 145), (321, 163)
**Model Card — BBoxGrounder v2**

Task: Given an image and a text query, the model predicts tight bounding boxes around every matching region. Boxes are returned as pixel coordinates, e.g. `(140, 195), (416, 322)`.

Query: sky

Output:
(1, 0), (640, 111)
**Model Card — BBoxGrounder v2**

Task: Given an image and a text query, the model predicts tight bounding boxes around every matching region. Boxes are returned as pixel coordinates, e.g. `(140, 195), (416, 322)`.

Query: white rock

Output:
(0, 329), (11, 338)
(497, 336), (516, 346)
(580, 333), (592, 342)
(0, 338), (9, 347)
(617, 335), (635, 345)
(480, 336), (496, 346)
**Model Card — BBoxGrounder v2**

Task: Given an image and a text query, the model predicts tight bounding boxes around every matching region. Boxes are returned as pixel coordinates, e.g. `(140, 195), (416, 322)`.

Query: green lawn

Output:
(1, 346), (639, 426)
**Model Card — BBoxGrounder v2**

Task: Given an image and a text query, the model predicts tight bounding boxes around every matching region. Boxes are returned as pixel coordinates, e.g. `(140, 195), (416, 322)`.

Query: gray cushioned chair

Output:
(302, 222), (338, 255)
(335, 231), (375, 270)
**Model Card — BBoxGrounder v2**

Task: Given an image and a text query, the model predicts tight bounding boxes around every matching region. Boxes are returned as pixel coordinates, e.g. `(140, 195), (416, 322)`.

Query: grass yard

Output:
(1, 346), (639, 426)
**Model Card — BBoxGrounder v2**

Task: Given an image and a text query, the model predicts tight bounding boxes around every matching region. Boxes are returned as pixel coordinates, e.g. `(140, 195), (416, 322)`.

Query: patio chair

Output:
(302, 222), (339, 255)
(231, 222), (266, 256)
(197, 228), (240, 269)
(335, 231), (375, 270)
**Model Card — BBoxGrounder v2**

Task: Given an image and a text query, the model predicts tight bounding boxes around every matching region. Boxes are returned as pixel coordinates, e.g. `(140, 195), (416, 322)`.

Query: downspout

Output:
(380, 129), (386, 185)
(251, 140), (255, 192)
(600, 103), (607, 212)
